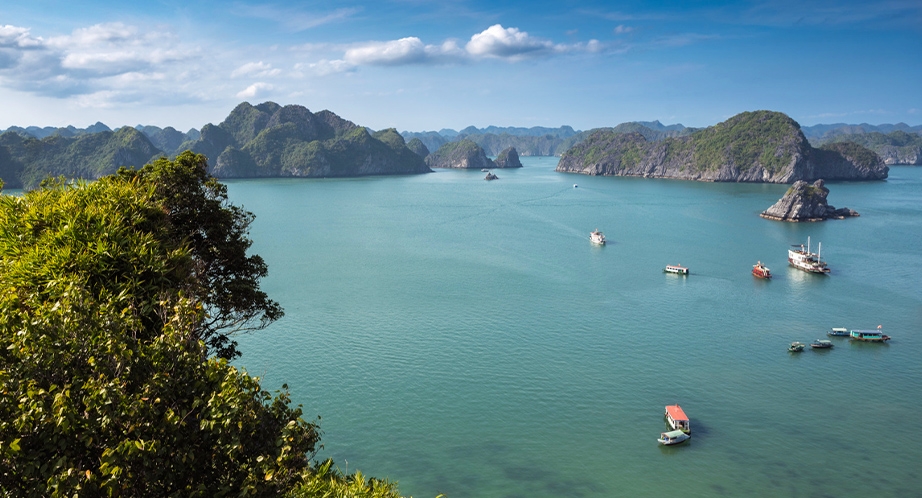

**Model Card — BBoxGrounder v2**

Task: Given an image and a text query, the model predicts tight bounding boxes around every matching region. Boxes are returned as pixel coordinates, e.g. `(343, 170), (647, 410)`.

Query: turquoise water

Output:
(228, 159), (922, 497)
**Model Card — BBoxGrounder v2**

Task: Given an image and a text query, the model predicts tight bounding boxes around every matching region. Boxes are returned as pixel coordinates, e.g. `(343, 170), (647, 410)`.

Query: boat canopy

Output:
(665, 405), (688, 421)
(662, 430), (686, 438)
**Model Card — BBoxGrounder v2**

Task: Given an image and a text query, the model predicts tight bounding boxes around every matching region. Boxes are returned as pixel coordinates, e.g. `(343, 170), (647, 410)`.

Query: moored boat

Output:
(658, 429), (690, 446)
(664, 405), (691, 434)
(789, 341), (806, 352)
(827, 327), (849, 337)
(752, 261), (772, 279)
(788, 236), (830, 274)
(810, 339), (834, 349)
(664, 264), (689, 275)
(590, 229), (606, 245)
(850, 325), (890, 342)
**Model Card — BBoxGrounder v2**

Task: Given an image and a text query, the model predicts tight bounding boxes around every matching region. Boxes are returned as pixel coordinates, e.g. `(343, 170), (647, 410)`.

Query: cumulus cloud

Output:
(337, 24), (587, 68)
(465, 24), (558, 59)
(236, 82), (274, 98)
(0, 21), (206, 103)
(231, 61), (281, 78)
(614, 25), (634, 34)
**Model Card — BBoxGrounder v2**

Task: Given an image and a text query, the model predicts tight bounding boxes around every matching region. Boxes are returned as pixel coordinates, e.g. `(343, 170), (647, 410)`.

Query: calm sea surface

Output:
(227, 159), (922, 497)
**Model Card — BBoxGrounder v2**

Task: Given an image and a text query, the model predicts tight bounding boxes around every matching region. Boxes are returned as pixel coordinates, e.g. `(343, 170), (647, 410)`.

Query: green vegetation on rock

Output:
(0, 156), (407, 498)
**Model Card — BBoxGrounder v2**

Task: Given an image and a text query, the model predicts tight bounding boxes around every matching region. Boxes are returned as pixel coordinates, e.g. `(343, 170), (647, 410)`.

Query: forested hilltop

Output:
(556, 111), (889, 183)
(810, 130), (922, 165)
(0, 102), (430, 189)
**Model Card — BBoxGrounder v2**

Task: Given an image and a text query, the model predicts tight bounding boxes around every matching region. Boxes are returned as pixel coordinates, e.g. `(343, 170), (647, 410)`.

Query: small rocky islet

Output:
(760, 179), (859, 222)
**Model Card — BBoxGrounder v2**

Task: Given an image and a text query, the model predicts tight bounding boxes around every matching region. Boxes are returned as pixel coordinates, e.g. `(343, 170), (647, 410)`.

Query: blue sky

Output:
(1, 0), (920, 132)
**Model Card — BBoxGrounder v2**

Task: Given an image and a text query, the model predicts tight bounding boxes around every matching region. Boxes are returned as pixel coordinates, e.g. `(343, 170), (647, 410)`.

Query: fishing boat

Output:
(664, 264), (689, 275)
(658, 429), (690, 446)
(850, 325), (890, 342)
(810, 339), (834, 349)
(664, 405), (691, 434)
(788, 236), (830, 274)
(827, 327), (849, 337)
(589, 229), (606, 245)
(752, 261), (772, 279)
(789, 341), (806, 352)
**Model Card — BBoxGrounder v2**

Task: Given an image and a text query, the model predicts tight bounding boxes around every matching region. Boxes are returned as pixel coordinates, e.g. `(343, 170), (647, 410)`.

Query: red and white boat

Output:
(752, 261), (772, 279)
(664, 405), (691, 434)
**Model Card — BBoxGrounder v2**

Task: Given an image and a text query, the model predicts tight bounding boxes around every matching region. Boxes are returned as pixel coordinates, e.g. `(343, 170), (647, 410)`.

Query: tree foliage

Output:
(0, 173), (319, 496)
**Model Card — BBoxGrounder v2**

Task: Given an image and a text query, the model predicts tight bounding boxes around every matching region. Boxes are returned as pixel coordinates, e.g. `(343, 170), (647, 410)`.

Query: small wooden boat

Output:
(664, 405), (691, 434)
(752, 261), (771, 279)
(827, 327), (849, 337)
(810, 339), (834, 349)
(664, 264), (689, 275)
(658, 429), (690, 446)
(789, 341), (806, 352)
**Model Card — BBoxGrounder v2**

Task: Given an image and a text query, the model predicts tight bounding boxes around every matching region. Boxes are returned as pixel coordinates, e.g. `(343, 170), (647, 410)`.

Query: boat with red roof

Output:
(752, 261), (771, 279)
(664, 404), (691, 434)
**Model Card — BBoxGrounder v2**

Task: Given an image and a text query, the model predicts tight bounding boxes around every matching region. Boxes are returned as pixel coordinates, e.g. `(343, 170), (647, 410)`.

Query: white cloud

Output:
(465, 25), (556, 59)
(614, 25), (633, 34)
(343, 37), (466, 66)
(236, 82), (274, 98)
(0, 25), (44, 48)
(231, 61), (281, 78)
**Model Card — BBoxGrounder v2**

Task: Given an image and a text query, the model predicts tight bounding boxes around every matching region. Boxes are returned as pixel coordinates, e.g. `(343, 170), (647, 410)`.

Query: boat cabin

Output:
(658, 429), (690, 446)
(664, 265), (689, 275)
(850, 329), (891, 342)
(665, 405), (690, 434)
(828, 327), (849, 336)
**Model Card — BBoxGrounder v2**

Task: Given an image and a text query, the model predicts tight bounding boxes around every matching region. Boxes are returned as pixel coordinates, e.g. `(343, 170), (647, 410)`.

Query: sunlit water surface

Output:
(228, 159), (922, 497)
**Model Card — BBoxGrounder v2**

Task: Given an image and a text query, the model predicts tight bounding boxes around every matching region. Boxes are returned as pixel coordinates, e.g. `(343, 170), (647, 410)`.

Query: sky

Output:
(1, 0), (920, 133)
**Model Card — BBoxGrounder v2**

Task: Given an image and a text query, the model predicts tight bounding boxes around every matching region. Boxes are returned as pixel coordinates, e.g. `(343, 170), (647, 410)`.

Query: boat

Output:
(810, 339), (834, 349)
(481, 168), (489, 172)
(788, 236), (830, 274)
(658, 429), (690, 446)
(590, 229), (606, 245)
(752, 261), (772, 279)
(789, 341), (806, 352)
(664, 264), (689, 275)
(664, 405), (691, 434)
(573, 184), (578, 188)
(827, 327), (849, 337)
(850, 325), (890, 342)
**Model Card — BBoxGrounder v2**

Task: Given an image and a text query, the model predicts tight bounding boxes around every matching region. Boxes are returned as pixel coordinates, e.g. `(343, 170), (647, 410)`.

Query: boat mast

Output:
(807, 236), (811, 255)
(818, 242), (822, 262)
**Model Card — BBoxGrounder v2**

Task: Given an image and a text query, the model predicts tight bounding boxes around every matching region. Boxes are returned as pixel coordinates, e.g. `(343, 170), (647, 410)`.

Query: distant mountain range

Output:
(1, 109), (918, 189)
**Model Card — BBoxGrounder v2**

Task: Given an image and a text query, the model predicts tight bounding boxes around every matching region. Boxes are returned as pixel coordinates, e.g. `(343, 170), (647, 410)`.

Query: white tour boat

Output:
(788, 236), (830, 274)
(590, 229), (606, 245)
(664, 264), (689, 275)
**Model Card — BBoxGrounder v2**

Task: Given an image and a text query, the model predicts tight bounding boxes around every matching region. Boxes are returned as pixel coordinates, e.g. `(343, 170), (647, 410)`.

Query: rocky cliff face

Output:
(556, 111), (889, 183)
(494, 147), (522, 168)
(425, 139), (495, 169)
(760, 179), (859, 222)
(876, 146), (922, 165)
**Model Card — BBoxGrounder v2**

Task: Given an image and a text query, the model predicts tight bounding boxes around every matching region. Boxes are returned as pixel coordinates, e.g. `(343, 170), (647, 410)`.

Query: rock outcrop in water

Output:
(760, 179), (859, 221)
(556, 111), (889, 183)
(424, 139), (495, 169)
(494, 147), (523, 168)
